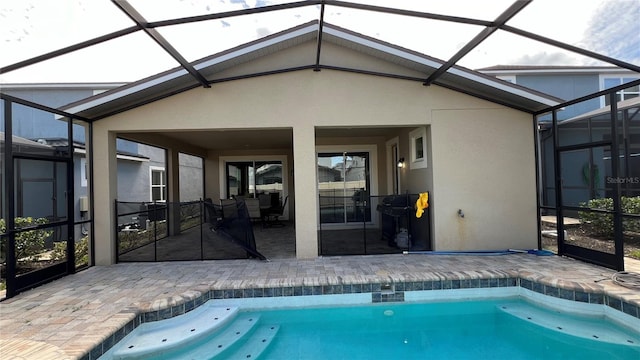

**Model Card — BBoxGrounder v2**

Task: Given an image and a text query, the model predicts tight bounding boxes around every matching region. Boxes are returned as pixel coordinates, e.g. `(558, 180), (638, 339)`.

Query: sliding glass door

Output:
(226, 160), (283, 200)
(317, 152), (371, 224)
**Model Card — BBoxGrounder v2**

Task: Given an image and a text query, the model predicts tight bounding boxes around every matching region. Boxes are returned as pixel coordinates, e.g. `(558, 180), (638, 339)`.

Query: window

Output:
(409, 127), (428, 169)
(600, 75), (640, 106)
(80, 157), (87, 187)
(225, 160), (282, 199)
(150, 166), (166, 202)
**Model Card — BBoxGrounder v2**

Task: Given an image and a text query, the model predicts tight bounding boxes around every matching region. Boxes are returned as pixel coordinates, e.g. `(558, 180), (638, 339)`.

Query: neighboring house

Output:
(0, 84), (203, 233)
(478, 66), (640, 208)
(478, 66), (640, 120)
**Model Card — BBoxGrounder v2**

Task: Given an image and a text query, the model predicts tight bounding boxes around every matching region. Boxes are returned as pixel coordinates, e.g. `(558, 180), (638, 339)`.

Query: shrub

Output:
(50, 236), (89, 268)
(117, 221), (167, 254)
(579, 196), (640, 236)
(0, 217), (53, 262)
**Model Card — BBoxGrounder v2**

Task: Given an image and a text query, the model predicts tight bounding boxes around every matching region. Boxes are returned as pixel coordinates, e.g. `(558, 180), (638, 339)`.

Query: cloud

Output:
(581, 0), (640, 65)
(511, 51), (583, 66)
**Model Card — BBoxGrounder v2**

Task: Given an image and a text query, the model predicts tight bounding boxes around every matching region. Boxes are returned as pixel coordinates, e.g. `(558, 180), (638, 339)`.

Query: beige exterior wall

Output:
(430, 109), (537, 250)
(92, 54), (538, 264)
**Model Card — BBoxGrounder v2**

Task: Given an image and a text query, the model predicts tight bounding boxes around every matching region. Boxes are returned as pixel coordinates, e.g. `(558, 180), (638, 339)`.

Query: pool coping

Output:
(84, 269), (640, 360)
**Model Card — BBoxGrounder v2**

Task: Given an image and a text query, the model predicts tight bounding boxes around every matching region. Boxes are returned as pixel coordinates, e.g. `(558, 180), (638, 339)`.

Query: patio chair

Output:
(220, 199), (238, 219)
(266, 196), (288, 227)
(244, 198), (262, 226)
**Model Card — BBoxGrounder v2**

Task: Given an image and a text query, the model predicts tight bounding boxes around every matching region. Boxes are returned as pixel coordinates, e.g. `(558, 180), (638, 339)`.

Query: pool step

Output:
(223, 324), (280, 359)
(110, 305), (239, 359)
(497, 302), (640, 348)
(167, 315), (279, 360)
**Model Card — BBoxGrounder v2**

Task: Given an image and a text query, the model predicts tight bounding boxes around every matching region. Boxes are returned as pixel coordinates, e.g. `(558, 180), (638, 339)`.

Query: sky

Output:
(0, 0), (638, 83)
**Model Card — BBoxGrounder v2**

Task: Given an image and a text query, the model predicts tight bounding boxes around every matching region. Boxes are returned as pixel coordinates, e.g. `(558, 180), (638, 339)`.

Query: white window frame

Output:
(149, 166), (166, 202)
(386, 136), (400, 194)
(409, 127), (428, 170)
(599, 74), (640, 107)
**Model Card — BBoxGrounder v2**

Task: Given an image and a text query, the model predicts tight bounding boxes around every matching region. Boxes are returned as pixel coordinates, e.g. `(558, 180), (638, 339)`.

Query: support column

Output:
(92, 128), (118, 265)
(167, 149), (181, 236)
(293, 124), (318, 258)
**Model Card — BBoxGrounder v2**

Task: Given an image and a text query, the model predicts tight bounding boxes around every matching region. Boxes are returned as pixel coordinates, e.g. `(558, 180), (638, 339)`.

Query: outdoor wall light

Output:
(397, 157), (405, 168)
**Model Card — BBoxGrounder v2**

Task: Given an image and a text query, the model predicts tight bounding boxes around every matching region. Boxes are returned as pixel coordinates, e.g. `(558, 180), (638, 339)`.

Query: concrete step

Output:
(110, 305), (239, 359)
(222, 324), (280, 359)
(497, 302), (640, 348)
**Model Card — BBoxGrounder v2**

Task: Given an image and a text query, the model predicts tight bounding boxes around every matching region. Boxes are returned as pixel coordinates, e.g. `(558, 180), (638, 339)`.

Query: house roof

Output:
(61, 21), (563, 120)
(477, 65), (639, 75)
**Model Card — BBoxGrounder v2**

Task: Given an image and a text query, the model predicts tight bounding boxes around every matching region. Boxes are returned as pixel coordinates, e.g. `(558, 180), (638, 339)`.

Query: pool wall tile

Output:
(607, 296), (622, 311)
(184, 299), (195, 312)
(432, 280), (442, 290)
(545, 286), (560, 298)
(89, 345), (103, 360)
(212, 290), (224, 299)
(159, 307), (173, 320)
(622, 302), (638, 318)
(195, 294), (207, 307)
(558, 288), (574, 301)
(113, 327), (126, 344)
(520, 279), (533, 290)
(144, 311), (158, 323)
(589, 293), (604, 304)
(124, 319), (135, 334)
(575, 291), (589, 303)
(373, 291), (405, 303)
(173, 303), (185, 316)
(103, 333), (116, 353)
(532, 282), (544, 294)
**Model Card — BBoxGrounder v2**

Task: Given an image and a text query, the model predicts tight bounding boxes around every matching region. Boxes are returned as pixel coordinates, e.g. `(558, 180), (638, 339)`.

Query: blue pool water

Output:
(102, 298), (640, 360)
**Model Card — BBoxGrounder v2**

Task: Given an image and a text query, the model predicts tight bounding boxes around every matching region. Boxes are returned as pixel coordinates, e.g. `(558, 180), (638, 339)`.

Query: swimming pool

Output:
(100, 291), (640, 360)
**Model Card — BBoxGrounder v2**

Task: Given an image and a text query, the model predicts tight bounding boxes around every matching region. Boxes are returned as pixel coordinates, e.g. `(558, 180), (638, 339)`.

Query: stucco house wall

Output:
(92, 68), (538, 264)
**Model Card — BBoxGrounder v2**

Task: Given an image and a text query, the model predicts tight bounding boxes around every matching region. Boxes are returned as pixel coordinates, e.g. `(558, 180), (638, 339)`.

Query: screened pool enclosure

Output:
(1, 0), (639, 299)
